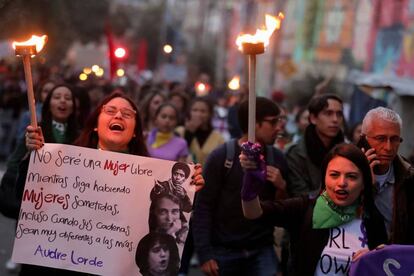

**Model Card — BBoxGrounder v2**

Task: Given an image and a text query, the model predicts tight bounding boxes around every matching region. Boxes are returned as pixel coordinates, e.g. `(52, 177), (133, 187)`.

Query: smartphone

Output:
(357, 135), (379, 173)
(356, 135), (371, 151)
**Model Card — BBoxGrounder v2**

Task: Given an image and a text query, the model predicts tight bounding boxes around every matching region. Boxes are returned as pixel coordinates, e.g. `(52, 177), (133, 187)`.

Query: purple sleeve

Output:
(240, 142), (266, 201)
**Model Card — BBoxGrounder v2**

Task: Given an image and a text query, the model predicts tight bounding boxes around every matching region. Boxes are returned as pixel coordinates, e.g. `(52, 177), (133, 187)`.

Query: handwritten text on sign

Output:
(12, 144), (194, 275)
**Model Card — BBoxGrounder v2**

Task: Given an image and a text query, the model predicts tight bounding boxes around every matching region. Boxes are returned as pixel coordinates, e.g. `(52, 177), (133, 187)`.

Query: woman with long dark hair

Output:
(74, 91), (148, 155)
(16, 79), (56, 141)
(23, 91), (204, 275)
(12, 83), (81, 276)
(240, 143), (386, 275)
(40, 83), (79, 144)
(139, 89), (167, 137)
(147, 103), (189, 162)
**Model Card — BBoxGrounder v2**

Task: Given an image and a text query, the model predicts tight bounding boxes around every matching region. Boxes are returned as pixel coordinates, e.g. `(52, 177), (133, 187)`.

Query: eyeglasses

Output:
(365, 134), (403, 145)
(102, 105), (136, 119)
(262, 116), (287, 127)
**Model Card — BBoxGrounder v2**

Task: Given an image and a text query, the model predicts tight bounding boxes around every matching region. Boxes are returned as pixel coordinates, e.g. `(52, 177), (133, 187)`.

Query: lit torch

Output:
(236, 13), (284, 142)
(13, 35), (48, 128)
(228, 75), (240, 91)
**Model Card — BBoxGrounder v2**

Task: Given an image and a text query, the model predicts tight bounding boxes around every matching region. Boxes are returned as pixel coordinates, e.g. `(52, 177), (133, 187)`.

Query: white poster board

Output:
(12, 143), (195, 276)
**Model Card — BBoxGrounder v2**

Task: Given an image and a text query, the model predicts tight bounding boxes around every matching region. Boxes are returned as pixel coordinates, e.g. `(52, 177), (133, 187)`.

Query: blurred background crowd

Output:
(1, 0), (414, 161)
(1, 0), (414, 275)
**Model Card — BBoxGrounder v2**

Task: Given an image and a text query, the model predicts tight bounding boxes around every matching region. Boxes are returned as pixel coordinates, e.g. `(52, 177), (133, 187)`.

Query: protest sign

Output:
(349, 244), (414, 276)
(12, 143), (195, 275)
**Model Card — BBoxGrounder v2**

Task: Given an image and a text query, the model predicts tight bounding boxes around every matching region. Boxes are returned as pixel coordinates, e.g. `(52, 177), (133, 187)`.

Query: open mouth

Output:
(109, 123), (124, 131)
(335, 190), (349, 199)
(159, 259), (168, 269)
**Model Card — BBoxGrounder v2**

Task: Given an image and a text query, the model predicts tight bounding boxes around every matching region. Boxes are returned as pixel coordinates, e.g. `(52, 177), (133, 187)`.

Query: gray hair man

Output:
(360, 107), (414, 244)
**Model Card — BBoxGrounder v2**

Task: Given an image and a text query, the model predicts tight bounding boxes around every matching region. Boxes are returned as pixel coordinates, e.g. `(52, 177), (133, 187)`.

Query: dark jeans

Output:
(214, 244), (278, 276)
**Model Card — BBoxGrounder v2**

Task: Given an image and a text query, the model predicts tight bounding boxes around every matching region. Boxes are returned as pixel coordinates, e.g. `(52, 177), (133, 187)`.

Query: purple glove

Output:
(240, 141), (266, 201)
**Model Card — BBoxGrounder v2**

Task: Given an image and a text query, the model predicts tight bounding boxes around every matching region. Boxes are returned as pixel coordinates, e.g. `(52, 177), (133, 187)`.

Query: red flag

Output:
(137, 39), (148, 72)
(105, 23), (117, 79)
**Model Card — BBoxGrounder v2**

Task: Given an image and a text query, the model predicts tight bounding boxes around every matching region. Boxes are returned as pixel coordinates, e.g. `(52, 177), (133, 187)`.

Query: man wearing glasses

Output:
(286, 94), (345, 197)
(193, 97), (288, 276)
(360, 107), (414, 244)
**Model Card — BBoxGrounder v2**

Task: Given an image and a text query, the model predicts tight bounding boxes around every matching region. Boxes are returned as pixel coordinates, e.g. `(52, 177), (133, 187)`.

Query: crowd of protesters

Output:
(0, 57), (414, 276)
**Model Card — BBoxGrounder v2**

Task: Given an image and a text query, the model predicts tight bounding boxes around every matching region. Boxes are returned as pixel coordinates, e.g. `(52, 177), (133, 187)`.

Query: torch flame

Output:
(12, 35), (48, 53)
(236, 13), (284, 50)
(228, 76), (240, 90)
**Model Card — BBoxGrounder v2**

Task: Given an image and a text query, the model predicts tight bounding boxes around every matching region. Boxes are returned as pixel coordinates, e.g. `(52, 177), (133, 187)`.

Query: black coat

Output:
(259, 196), (387, 276)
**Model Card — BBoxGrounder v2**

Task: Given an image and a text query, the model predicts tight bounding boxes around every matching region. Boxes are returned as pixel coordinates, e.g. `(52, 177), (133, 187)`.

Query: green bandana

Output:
(312, 191), (359, 229)
(52, 121), (67, 144)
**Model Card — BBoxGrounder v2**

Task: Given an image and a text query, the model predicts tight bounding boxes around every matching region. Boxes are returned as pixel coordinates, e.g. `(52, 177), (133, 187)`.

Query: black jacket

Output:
(388, 156), (414, 244)
(260, 196), (387, 275)
(193, 142), (288, 264)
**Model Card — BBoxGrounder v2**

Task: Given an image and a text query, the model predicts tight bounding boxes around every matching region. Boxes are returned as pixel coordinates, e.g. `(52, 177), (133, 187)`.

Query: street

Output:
(0, 214), (17, 275)
(0, 162), (19, 275)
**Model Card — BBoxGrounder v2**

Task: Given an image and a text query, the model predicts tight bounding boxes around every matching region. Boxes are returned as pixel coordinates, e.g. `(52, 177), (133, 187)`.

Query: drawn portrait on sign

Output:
(148, 191), (189, 245)
(135, 232), (180, 276)
(150, 162), (192, 212)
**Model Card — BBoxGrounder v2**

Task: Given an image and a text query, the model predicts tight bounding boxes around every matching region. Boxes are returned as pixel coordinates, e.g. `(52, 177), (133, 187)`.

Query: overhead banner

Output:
(12, 143), (195, 276)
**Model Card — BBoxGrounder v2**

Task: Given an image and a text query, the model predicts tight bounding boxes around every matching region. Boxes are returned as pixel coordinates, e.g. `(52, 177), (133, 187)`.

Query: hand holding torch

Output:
(13, 35), (48, 128)
(236, 13), (284, 142)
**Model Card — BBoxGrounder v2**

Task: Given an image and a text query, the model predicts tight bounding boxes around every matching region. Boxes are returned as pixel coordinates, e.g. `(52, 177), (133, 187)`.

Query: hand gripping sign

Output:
(12, 143), (195, 276)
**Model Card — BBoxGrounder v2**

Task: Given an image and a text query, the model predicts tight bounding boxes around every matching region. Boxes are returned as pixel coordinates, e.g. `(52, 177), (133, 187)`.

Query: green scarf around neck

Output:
(52, 121), (67, 143)
(312, 191), (359, 229)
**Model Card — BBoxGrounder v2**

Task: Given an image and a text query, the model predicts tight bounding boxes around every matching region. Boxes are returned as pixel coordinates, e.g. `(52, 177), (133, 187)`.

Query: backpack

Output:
(224, 139), (275, 176)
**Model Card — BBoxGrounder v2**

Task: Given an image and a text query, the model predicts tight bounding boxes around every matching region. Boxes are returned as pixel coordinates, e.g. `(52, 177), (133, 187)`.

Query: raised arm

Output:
(240, 143), (309, 226)
(239, 142), (267, 219)
(239, 151), (265, 219)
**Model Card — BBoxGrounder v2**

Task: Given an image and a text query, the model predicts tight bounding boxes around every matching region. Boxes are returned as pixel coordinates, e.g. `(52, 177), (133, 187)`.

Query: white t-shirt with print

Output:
(314, 219), (368, 276)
